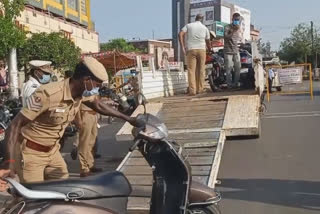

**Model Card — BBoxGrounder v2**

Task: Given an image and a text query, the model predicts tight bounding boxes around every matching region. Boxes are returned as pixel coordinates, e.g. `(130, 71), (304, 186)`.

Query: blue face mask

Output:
(83, 80), (100, 97)
(233, 20), (240, 26)
(39, 74), (51, 84)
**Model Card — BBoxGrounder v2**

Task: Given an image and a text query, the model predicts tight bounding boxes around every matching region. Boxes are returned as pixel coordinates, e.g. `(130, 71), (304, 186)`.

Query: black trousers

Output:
(268, 78), (273, 93)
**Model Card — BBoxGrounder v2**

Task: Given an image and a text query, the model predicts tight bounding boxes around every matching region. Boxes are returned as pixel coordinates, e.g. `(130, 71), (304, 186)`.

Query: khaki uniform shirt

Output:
(21, 78), (82, 146)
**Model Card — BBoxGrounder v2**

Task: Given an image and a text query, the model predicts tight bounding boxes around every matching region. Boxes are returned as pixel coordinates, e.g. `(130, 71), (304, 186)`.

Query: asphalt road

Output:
(218, 83), (320, 214)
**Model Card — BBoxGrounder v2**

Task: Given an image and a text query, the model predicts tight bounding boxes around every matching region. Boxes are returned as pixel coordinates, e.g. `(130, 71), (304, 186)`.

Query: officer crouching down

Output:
(1, 57), (144, 183)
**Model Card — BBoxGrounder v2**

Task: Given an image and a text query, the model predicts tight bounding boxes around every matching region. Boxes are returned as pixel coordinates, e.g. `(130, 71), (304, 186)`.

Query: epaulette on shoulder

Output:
(43, 83), (63, 96)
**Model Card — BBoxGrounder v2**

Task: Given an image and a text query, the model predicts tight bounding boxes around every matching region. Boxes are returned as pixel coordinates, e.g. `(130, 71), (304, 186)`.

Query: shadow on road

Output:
(219, 178), (320, 211)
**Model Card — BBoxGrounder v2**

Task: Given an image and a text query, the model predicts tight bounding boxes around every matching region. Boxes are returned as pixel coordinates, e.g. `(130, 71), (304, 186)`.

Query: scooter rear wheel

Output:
(188, 204), (221, 214)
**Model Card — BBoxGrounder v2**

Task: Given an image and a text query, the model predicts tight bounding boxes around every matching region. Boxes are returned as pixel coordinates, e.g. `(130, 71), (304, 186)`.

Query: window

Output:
(53, 0), (62, 3)
(206, 11), (214, 21)
(68, 0), (77, 10)
(81, 0), (87, 14)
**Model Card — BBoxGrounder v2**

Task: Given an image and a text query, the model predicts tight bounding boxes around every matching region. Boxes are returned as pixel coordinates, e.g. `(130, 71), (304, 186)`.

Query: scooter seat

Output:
(189, 181), (218, 203)
(23, 171), (132, 200)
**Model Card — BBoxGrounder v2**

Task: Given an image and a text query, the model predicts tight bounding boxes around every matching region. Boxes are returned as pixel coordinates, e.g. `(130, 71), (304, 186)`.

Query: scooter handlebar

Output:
(129, 139), (142, 152)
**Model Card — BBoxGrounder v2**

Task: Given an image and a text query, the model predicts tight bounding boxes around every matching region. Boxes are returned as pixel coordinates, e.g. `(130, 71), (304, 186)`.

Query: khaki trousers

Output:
(187, 49), (206, 95)
(15, 139), (69, 183)
(78, 112), (98, 173)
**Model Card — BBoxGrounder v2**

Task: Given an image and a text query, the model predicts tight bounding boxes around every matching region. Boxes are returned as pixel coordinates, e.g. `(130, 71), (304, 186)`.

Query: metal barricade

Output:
(266, 63), (313, 102)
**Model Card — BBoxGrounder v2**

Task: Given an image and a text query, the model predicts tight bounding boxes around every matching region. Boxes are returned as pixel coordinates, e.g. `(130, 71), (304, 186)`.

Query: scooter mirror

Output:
(137, 93), (146, 105)
(137, 93), (147, 114)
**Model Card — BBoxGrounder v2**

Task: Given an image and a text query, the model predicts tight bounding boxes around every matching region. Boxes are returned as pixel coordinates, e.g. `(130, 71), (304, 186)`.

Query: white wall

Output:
(221, 6), (231, 24)
(17, 8), (99, 53)
(141, 71), (188, 99)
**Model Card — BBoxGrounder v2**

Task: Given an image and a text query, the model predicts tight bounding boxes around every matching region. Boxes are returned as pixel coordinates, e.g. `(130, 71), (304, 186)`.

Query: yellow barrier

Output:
(114, 76), (123, 92)
(266, 63), (313, 102)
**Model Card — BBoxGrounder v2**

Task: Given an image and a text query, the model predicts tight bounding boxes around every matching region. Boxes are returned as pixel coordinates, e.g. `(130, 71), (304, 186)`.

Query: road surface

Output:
(218, 83), (320, 213)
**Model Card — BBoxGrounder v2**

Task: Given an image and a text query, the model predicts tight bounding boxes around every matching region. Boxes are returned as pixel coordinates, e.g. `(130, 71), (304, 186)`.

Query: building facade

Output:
(129, 40), (174, 69)
(250, 24), (260, 41)
(16, 0), (99, 53)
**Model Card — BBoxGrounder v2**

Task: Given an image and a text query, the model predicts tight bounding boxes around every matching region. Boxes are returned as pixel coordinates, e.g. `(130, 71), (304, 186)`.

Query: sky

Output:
(91, 0), (320, 50)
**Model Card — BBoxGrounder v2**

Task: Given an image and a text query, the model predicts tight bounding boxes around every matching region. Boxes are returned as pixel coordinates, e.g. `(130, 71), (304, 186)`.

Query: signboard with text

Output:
(277, 67), (303, 85)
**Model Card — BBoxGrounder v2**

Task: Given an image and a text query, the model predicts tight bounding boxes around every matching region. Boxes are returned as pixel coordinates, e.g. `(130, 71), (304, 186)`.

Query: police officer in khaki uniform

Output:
(22, 60), (53, 107)
(76, 103), (101, 177)
(1, 57), (143, 183)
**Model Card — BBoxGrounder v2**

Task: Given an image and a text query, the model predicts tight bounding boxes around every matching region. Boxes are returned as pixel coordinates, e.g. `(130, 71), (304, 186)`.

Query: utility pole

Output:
(311, 21), (315, 69)
(8, 0), (19, 99)
(8, 49), (19, 98)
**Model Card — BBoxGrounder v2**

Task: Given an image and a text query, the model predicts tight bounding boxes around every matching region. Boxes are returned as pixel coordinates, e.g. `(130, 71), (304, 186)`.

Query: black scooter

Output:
(3, 94), (221, 214)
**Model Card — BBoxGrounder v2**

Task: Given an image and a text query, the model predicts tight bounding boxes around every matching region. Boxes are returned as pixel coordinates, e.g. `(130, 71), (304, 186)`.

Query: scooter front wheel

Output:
(188, 204), (221, 214)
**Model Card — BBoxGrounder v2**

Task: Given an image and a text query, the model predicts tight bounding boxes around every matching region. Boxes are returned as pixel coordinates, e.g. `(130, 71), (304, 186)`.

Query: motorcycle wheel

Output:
(208, 67), (219, 92)
(188, 204), (221, 214)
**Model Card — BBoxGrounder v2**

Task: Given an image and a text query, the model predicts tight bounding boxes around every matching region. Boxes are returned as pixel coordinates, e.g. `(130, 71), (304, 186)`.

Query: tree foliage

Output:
(18, 32), (81, 73)
(0, 0), (26, 58)
(278, 23), (320, 64)
(100, 38), (140, 53)
(257, 39), (272, 57)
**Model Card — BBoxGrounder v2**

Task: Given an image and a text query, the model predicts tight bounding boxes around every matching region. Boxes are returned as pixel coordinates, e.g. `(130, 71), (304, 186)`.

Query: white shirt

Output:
(22, 76), (41, 107)
(182, 21), (210, 50)
(268, 68), (275, 80)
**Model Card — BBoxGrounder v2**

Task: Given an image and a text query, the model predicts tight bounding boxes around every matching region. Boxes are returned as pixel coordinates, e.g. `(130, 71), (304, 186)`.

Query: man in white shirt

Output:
(21, 60), (53, 107)
(179, 14), (211, 95)
(268, 67), (275, 93)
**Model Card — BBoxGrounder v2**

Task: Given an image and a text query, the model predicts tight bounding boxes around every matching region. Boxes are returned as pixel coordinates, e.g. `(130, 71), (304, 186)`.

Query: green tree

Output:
(100, 38), (140, 52)
(0, 0), (26, 58)
(18, 32), (81, 73)
(258, 39), (272, 57)
(278, 23), (316, 64)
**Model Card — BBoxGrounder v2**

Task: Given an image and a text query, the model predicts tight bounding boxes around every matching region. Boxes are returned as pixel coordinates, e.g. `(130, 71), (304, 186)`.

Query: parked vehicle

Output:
(206, 44), (256, 92)
(3, 94), (222, 214)
(0, 98), (22, 163)
(99, 86), (138, 116)
(239, 49), (255, 89)
(206, 51), (226, 92)
(59, 123), (78, 151)
(0, 105), (11, 163)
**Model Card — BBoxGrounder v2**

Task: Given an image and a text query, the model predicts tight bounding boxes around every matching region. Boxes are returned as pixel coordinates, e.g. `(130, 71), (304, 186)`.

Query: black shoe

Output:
(90, 167), (103, 173)
(94, 154), (102, 159)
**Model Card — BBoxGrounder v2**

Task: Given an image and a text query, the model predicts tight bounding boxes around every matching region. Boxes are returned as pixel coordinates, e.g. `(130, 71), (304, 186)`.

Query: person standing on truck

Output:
(179, 14), (211, 95)
(224, 13), (244, 89)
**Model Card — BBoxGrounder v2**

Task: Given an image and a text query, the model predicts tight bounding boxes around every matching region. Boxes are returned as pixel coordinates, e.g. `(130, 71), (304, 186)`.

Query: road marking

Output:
(264, 114), (320, 119)
(169, 128), (221, 134)
(265, 111), (320, 116)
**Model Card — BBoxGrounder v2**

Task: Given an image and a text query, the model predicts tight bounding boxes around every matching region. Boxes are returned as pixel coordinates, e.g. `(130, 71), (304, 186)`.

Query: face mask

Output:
(233, 20), (240, 26)
(83, 79), (100, 97)
(39, 74), (51, 84)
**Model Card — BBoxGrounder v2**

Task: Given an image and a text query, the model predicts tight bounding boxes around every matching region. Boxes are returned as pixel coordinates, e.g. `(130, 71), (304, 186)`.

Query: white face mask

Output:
(82, 79), (100, 97)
